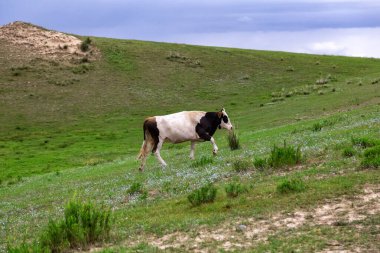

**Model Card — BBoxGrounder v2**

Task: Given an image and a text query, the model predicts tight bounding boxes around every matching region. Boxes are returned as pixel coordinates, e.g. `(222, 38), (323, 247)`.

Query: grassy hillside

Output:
(1, 25), (380, 252)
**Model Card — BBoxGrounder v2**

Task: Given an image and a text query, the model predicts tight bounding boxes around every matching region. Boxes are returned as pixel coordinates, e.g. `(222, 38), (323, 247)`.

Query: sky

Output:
(1, 0), (380, 58)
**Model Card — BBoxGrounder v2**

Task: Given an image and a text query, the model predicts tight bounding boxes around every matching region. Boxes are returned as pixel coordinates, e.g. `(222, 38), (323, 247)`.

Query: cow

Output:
(137, 108), (233, 171)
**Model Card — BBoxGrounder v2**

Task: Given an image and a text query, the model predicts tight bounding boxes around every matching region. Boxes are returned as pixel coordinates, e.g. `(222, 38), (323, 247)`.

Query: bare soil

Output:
(0, 21), (97, 63)
(144, 185), (380, 252)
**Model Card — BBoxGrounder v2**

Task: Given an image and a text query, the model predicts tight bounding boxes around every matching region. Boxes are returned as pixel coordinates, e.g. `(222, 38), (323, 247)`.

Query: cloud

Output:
(165, 27), (380, 58)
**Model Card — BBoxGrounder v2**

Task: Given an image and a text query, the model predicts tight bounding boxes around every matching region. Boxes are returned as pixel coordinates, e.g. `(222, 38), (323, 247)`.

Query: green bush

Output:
(127, 182), (144, 194)
(10, 199), (112, 252)
(312, 122), (323, 132)
(80, 37), (92, 52)
(188, 184), (217, 207)
(225, 182), (247, 198)
(268, 142), (302, 168)
(232, 159), (252, 172)
(191, 156), (213, 167)
(351, 136), (379, 148)
(277, 178), (306, 194)
(342, 146), (355, 157)
(227, 131), (241, 150)
(362, 145), (380, 168)
(253, 157), (267, 170)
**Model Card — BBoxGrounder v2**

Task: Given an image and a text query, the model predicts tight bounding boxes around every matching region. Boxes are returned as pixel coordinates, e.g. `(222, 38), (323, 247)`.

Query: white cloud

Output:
(164, 27), (380, 58)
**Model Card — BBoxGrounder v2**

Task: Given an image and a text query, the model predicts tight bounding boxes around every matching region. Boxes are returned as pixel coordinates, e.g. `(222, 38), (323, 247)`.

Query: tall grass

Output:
(9, 199), (112, 252)
(227, 130), (241, 150)
(268, 142), (302, 168)
(188, 184), (217, 207)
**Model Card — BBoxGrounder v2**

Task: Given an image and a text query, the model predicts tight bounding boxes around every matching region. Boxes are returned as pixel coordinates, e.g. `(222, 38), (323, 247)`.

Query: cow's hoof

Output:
(213, 150), (218, 155)
(139, 167), (144, 172)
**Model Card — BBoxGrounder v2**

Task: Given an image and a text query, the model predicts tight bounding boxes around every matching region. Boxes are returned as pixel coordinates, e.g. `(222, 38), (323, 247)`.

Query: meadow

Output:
(0, 33), (380, 252)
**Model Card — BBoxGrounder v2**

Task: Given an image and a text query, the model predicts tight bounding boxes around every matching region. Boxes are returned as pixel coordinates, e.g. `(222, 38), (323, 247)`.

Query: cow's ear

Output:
(221, 107), (225, 112)
(216, 111), (223, 118)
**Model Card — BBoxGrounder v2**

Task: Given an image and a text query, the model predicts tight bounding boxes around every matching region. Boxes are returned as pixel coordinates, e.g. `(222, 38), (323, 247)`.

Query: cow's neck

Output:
(201, 112), (222, 136)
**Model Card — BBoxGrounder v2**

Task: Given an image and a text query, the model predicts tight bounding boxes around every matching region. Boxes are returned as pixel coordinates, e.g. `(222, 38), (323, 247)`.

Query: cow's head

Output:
(218, 108), (233, 131)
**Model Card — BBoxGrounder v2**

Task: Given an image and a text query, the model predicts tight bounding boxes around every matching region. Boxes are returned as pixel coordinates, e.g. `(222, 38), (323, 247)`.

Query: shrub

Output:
(188, 184), (217, 207)
(191, 156), (213, 167)
(342, 147), (355, 157)
(351, 137), (379, 148)
(225, 182), (247, 198)
(312, 122), (323, 132)
(127, 182), (144, 195)
(268, 142), (302, 168)
(44, 199), (111, 250)
(232, 159), (252, 172)
(80, 37), (92, 52)
(10, 199), (112, 252)
(253, 157), (267, 170)
(362, 145), (380, 168)
(227, 131), (240, 150)
(277, 178), (306, 194)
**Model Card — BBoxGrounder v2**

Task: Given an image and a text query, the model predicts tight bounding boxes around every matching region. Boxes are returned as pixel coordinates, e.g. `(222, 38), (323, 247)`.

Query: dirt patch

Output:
(145, 185), (380, 252)
(0, 21), (97, 63)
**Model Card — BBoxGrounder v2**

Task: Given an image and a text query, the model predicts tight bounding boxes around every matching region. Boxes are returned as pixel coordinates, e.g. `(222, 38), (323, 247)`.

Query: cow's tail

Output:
(137, 117), (159, 160)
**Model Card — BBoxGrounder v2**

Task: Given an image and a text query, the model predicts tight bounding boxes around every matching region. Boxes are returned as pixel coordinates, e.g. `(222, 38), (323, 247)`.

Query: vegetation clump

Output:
(342, 146), (356, 158)
(351, 136), (379, 148)
(227, 130), (241, 150)
(277, 177), (306, 194)
(188, 184), (217, 207)
(232, 159), (252, 172)
(80, 37), (92, 52)
(8, 199), (112, 252)
(362, 145), (380, 168)
(268, 142), (302, 168)
(191, 156), (213, 167)
(253, 157), (267, 170)
(225, 182), (247, 198)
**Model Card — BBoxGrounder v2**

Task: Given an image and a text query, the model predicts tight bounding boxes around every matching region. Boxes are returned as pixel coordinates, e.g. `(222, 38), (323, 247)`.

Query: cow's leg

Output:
(210, 137), (218, 155)
(154, 138), (167, 167)
(196, 125), (218, 155)
(138, 140), (152, 171)
(189, 141), (196, 159)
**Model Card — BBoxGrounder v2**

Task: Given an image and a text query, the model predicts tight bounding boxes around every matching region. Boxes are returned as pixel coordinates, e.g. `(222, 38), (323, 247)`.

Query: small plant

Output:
(268, 141), (302, 168)
(127, 182), (144, 195)
(342, 146), (355, 157)
(9, 199), (112, 252)
(191, 156), (213, 167)
(277, 177), (306, 194)
(188, 184), (217, 207)
(351, 137), (379, 148)
(253, 157), (267, 170)
(80, 37), (92, 52)
(312, 122), (323, 132)
(225, 182), (247, 198)
(227, 130), (240, 150)
(232, 159), (252, 172)
(361, 145), (380, 168)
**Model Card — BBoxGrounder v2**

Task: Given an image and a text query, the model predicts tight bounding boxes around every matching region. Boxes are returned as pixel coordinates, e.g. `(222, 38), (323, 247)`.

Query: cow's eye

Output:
(223, 115), (228, 123)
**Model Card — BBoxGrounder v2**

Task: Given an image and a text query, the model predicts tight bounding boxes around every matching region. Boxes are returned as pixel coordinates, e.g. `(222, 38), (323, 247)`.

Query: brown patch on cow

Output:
(216, 111), (223, 118)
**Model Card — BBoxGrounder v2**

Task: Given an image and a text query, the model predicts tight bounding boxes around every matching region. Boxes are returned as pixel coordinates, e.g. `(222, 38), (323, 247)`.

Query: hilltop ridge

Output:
(0, 21), (97, 62)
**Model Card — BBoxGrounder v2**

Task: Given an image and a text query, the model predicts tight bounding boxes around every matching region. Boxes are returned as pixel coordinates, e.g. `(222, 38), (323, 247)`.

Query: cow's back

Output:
(156, 111), (205, 143)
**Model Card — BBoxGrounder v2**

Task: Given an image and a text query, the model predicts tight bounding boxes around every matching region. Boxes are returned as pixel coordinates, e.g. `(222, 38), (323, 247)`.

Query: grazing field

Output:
(0, 22), (380, 252)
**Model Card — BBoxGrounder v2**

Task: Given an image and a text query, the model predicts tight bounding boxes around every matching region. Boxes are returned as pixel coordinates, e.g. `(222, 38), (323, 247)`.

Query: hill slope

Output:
(0, 22), (380, 252)
(1, 22), (379, 181)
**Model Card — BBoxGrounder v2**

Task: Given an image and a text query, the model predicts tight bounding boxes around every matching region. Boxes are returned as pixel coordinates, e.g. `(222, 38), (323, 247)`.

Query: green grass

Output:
(1, 29), (380, 252)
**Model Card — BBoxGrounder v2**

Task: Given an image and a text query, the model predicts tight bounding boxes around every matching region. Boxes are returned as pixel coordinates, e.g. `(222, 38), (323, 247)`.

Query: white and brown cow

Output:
(137, 108), (233, 171)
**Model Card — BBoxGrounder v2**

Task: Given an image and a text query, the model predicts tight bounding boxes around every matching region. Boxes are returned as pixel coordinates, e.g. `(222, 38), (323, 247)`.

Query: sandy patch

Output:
(0, 21), (97, 62)
(145, 185), (380, 252)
